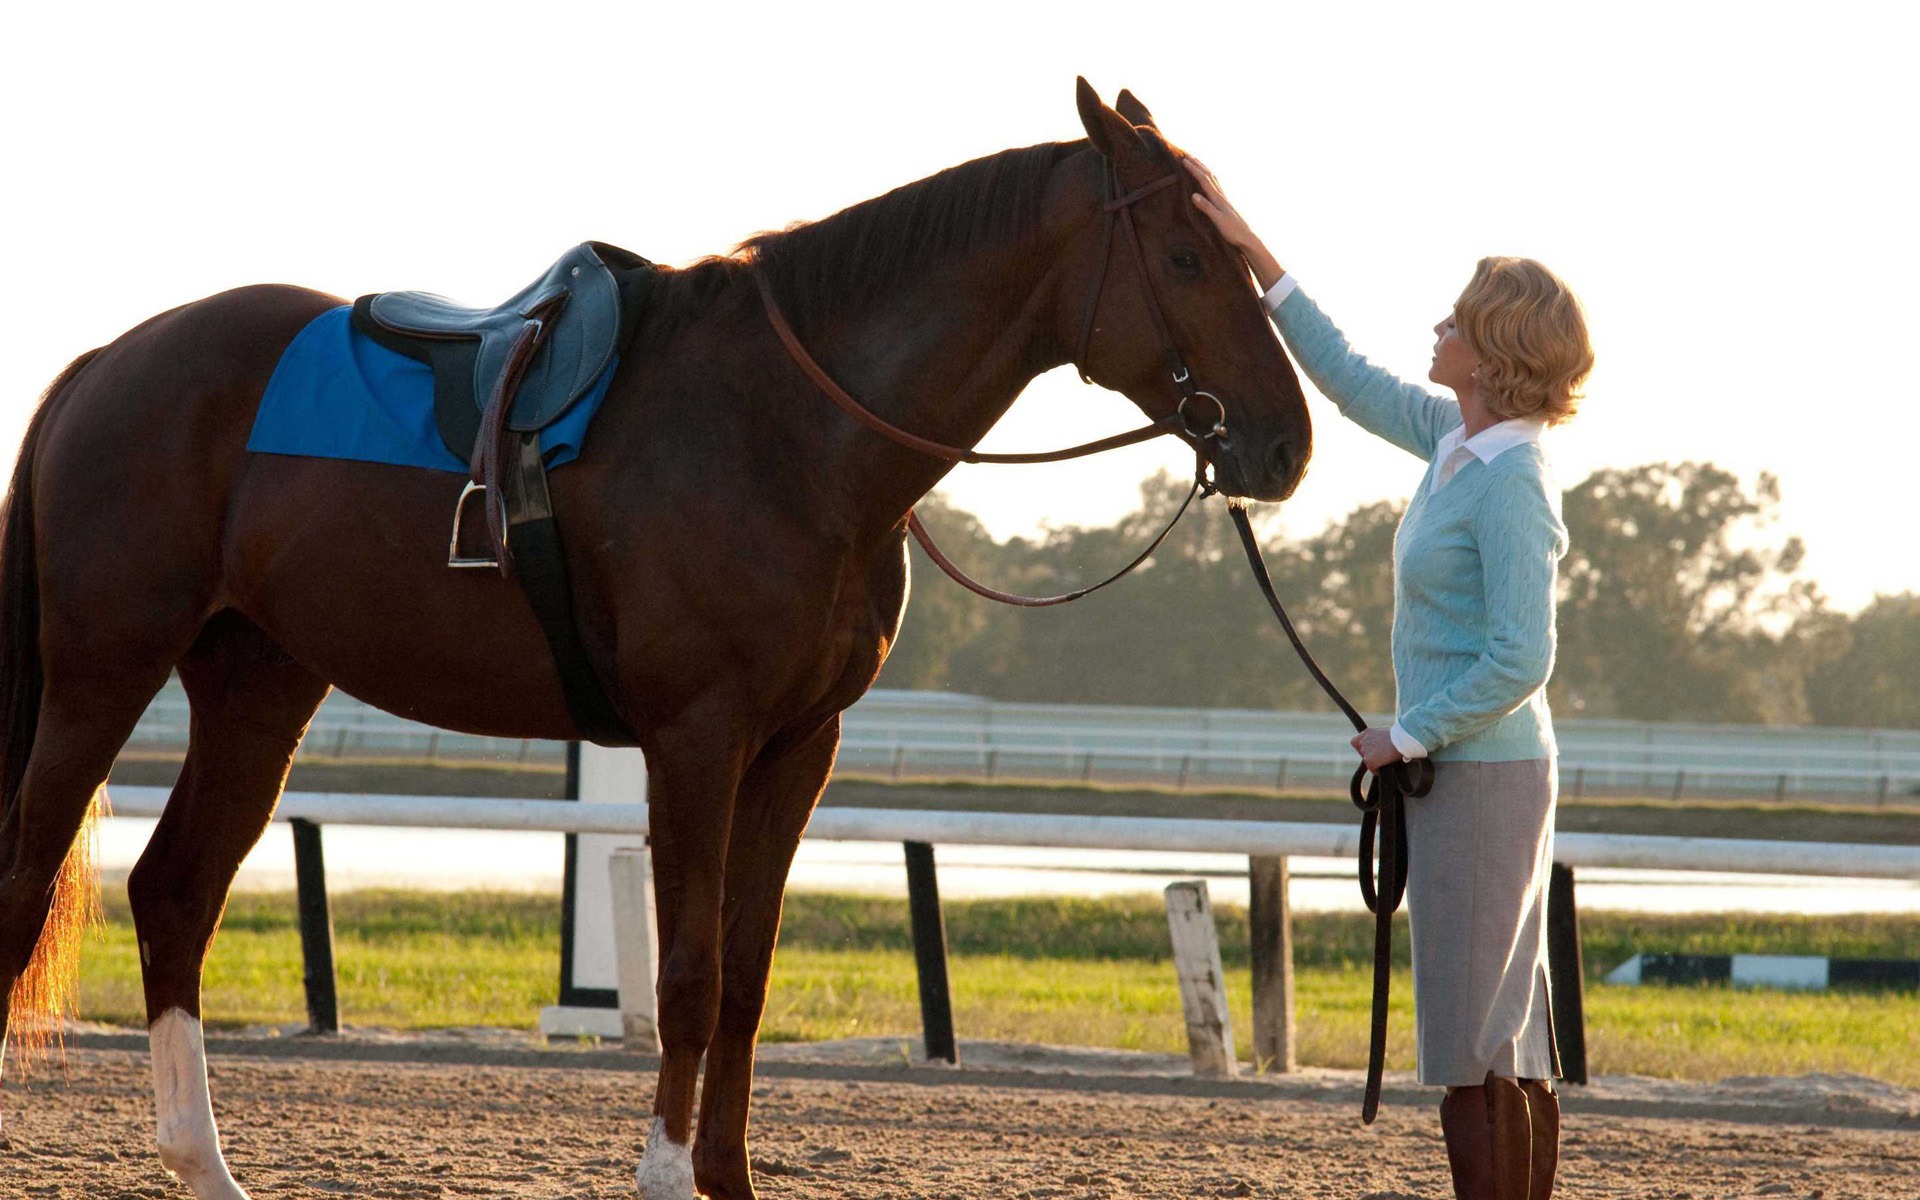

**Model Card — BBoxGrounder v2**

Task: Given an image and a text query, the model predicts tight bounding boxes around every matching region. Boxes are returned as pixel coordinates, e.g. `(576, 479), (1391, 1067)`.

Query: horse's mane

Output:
(743, 139), (1081, 322)
(642, 140), (1085, 344)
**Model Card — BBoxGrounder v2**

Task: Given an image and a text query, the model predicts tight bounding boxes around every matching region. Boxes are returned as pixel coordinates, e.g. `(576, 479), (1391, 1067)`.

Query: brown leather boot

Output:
(1439, 1085), (1496, 1200)
(1486, 1075), (1534, 1199)
(1519, 1080), (1560, 1199)
(1439, 1074), (1535, 1200)
(1436, 1082), (1489, 1198)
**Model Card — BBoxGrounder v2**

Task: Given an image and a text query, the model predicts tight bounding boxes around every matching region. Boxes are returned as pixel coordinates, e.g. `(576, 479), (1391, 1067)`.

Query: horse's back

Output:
(21, 285), (340, 686)
(38, 284), (339, 481)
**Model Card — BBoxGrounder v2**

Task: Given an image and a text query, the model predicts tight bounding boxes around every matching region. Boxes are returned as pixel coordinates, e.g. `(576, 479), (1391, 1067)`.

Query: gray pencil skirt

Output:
(1404, 757), (1560, 1087)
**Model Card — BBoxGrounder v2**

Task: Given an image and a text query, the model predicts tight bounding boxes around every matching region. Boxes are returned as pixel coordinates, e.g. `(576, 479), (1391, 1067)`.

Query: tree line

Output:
(876, 462), (1920, 729)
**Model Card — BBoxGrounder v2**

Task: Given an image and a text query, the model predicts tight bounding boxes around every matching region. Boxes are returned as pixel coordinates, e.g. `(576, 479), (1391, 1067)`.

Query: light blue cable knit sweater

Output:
(1270, 288), (1568, 761)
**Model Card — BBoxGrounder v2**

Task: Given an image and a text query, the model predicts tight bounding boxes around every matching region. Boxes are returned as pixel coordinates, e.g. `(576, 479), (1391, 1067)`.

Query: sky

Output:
(3, 2), (1914, 613)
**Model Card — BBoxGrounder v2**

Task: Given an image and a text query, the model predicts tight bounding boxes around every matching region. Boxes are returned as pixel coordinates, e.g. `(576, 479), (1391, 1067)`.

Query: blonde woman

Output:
(1187, 159), (1593, 1200)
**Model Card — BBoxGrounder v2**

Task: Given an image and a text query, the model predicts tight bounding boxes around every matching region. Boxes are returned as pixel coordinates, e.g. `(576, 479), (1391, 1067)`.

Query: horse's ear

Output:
(1076, 76), (1143, 160)
(1115, 89), (1158, 130)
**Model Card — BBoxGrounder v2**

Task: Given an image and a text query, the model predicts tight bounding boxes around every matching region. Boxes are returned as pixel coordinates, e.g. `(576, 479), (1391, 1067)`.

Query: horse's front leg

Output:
(636, 710), (755, 1200)
(690, 717), (841, 1200)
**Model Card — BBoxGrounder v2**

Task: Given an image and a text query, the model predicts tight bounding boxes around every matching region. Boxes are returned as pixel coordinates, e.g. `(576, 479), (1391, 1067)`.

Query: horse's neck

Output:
(804, 231), (1076, 528)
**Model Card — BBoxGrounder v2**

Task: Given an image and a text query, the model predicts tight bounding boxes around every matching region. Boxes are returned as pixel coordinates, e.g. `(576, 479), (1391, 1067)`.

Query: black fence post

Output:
(1547, 862), (1587, 1085)
(291, 818), (340, 1034)
(903, 841), (957, 1064)
(1248, 856), (1296, 1073)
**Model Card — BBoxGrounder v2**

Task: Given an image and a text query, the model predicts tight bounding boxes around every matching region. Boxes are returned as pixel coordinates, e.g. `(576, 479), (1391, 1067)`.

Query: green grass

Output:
(80, 891), (560, 1029)
(71, 890), (1920, 1086)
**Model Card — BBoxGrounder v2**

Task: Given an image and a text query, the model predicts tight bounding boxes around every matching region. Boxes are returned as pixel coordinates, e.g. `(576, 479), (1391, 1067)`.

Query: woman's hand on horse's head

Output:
(1185, 157), (1252, 249)
(1351, 726), (1406, 773)
(1185, 158), (1286, 292)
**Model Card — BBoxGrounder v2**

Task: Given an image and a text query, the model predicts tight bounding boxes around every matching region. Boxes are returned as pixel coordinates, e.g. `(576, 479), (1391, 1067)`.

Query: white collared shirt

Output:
(1261, 273), (1300, 312)
(1429, 417), (1548, 493)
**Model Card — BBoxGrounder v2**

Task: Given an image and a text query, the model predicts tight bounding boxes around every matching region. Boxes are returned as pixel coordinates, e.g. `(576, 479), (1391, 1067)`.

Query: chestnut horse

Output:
(0, 82), (1311, 1199)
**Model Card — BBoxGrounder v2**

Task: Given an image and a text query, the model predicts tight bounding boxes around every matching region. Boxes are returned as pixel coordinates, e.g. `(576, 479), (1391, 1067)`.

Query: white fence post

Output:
(609, 845), (660, 1051)
(1164, 880), (1237, 1078)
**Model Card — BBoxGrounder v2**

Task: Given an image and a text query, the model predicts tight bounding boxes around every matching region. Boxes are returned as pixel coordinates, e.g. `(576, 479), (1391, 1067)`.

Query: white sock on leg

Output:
(150, 1008), (251, 1200)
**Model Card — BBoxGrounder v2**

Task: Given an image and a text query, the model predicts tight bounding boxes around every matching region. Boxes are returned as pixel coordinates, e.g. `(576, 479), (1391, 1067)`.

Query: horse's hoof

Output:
(636, 1117), (698, 1200)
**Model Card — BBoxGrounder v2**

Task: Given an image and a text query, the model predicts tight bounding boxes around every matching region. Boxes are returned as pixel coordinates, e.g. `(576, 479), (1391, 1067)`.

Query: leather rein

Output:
(754, 165), (1227, 606)
(757, 159), (1430, 1122)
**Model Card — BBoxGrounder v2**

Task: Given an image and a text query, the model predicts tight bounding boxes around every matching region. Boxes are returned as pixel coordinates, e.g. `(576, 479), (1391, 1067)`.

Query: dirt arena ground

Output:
(4, 1038), (1917, 1199)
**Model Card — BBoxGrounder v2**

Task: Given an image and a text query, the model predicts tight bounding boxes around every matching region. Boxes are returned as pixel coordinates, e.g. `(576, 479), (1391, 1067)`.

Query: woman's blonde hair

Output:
(1454, 257), (1593, 425)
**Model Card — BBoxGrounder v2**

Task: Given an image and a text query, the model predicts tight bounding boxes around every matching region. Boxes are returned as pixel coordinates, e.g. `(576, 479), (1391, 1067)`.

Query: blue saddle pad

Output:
(248, 306), (616, 473)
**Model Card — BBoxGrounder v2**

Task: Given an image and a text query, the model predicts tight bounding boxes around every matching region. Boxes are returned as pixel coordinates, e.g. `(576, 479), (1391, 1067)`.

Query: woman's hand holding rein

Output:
(1185, 158), (1287, 294)
(1350, 726), (1408, 772)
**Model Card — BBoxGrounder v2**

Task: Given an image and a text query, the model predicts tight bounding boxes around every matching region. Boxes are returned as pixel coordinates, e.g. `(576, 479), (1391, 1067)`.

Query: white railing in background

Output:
(123, 686), (1920, 802)
(103, 787), (1920, 880)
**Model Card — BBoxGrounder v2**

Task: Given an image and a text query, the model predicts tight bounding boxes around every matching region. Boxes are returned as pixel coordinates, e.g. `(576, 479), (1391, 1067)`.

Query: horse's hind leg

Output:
(0, 678), (168, 1121)
(0, 590), (184, 1138)
(690, 718), (841, 1200)
(127, 613), (329, 1200)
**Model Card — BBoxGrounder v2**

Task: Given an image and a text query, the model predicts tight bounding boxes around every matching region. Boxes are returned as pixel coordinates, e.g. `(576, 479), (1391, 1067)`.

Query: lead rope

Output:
(1226, 502), (1433, 1123)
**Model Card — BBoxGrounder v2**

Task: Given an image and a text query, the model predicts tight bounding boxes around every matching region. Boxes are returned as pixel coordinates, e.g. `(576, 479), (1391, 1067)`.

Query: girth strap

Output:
(503, 434), (635, 747)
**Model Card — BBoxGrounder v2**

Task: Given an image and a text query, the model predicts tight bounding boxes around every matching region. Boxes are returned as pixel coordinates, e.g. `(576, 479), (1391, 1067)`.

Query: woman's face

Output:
(1430, 311), (1480, 393)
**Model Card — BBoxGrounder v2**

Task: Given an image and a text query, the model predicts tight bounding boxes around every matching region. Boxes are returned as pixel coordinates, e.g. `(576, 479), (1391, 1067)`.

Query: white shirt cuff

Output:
(1389, 721), (1429, 760)
(1260, 273), (1299, 313)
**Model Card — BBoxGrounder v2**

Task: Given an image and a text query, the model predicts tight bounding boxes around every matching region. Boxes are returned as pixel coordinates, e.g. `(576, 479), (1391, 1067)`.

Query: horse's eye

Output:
(1170, 249), (1202, 274)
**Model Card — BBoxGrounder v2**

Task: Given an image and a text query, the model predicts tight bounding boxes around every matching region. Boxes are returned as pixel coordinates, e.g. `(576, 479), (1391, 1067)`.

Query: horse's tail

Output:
(3, 348), (105, 1066)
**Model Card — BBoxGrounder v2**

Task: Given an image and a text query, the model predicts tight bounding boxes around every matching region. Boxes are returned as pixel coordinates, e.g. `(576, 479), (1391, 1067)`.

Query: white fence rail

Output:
(122, 686), (1920, 801)
(103, 786), (1920, 880)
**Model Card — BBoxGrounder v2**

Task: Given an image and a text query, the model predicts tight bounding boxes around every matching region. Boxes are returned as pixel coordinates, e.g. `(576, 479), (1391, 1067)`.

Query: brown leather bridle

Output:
(754, 160), (1229, 606)
(759, 154), (1431, 1125)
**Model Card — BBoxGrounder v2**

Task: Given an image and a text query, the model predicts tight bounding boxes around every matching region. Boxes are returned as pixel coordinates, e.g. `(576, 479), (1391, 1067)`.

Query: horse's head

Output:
(1064, 79), (1312, 502)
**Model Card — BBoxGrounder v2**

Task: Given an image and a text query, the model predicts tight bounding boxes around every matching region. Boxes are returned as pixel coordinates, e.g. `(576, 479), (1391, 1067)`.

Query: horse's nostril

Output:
(1268, 440), (1297, 483)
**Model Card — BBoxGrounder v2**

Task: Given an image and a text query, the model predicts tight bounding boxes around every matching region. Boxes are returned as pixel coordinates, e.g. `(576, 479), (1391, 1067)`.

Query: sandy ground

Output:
(4, 1035), (1918, 1200)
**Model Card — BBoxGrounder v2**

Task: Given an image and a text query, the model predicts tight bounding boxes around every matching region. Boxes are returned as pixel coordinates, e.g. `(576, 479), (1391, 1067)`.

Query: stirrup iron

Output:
(448, 480), (504, 569)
